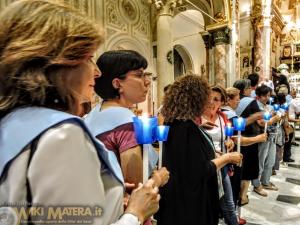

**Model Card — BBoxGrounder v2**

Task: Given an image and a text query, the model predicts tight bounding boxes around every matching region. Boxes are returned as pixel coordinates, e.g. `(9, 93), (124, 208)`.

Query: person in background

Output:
(288, 89), (300, 147)
(222, 87), (267, 225)
(156, 84), (172, 125)
(273, 94), (289, 173)
(252, 85), (281, 197)
(202, 85), (237, 225)
(247, 73), (259, 98)
(156, 75), (242, 225)
(233, 79), (263, 206)
(275, 75), (292, 104)
(0, 1), (161, 225)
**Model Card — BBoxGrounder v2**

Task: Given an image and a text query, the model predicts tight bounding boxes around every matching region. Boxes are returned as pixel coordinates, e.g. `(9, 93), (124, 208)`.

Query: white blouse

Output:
(201, 115), (226, 152)
(0, 123), (139, 225)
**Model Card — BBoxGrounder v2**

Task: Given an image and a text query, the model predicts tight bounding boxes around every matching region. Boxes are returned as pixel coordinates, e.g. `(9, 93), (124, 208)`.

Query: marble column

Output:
(262, 0), (272, 81)
(252, 0), (272, 82)
(231, 0), (240, 81)
(212, 28), (230, 87)
(201, 32), (213, 82)
(149, 0), (182, 104)
(253, 25), (263, 79)
(214, 45), (227, 87)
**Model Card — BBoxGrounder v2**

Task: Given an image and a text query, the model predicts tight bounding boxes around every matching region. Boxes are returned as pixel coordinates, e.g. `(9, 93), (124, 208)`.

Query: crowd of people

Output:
(0, 1), (299, 225)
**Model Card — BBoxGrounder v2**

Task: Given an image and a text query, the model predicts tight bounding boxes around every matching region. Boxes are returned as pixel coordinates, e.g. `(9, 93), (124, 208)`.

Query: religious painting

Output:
(242, 57), (250, 68)
(282, 46), (292, 58)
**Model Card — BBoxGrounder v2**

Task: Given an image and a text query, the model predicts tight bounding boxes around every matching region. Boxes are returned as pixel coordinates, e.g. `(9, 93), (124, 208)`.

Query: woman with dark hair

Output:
(156, 75), (242, 225)
(85, 50), (169, 198)
(0, 1), (161, 224)
(275, 74), (290, 94)
(233, 79), (264, 206)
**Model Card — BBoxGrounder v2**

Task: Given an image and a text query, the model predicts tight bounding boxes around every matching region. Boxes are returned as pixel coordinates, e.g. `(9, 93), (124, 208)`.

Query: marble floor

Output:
(239, 130), (300, 225)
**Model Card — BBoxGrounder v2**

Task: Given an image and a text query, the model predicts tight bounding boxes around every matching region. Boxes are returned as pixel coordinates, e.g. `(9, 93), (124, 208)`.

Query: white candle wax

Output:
(143, 144), (149, 184)
(158, 141), (163, 169)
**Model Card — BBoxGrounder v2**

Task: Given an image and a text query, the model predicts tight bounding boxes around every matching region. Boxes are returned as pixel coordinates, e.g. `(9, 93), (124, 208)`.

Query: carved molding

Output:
(251, 1), (263, 28)
(148, 0), (183, 16)
(106, 0), (127, 31)
(119, 0), (140, 25)
(271, 3), (285, 35)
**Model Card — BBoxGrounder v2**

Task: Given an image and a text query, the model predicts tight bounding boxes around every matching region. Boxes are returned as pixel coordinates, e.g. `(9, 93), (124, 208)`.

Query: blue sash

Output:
(0, 107), (124, 184)
(85, 104), (159, 174)
(235, 97), (255, 116)
(85, 104), (134, 136)
(222, 106), (238, 120)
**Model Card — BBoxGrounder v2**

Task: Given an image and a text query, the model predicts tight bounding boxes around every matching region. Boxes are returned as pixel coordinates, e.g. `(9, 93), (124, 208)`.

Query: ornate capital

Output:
(251, 1), (263, 28)
(148, 0), (182, 16)
(212, 28), (231, 45)
(200, 32), (213, 49)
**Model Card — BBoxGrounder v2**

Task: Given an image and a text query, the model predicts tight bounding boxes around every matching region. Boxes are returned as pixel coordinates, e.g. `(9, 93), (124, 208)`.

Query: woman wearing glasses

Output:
(84, 50), (169, 210)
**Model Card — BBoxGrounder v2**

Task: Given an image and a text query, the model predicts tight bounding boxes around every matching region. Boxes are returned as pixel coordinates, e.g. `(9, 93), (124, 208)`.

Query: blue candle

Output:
(233, 118), (245, 157)
(281, 103), (289, 111)
(233, 117), (246, 131)
(273, 104), (280, 112)
(263, 111), (271, 121)
(133, 115), (158, 144)
(224, 123), (234, 137)
(269, 97), (274, 105)
(156, 125), (170, 141)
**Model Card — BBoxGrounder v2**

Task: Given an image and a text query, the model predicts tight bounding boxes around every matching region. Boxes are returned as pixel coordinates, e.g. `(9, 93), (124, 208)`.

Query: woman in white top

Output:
(0, 1), (160, 224)
(202, 86), (237, 225)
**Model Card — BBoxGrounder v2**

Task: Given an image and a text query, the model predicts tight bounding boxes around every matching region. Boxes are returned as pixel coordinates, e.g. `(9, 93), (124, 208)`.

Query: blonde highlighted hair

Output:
(226, 87), (240, 100)
(0, 0), (103, 117)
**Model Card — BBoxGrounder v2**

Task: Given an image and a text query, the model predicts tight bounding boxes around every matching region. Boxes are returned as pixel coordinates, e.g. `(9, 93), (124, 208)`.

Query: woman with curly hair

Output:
(155, 75), (242, 225)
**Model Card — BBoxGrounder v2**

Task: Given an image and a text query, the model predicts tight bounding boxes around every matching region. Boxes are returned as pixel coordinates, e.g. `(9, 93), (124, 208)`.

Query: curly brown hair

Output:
(0, 0), (103, 117)
(161, 75), (211, 123)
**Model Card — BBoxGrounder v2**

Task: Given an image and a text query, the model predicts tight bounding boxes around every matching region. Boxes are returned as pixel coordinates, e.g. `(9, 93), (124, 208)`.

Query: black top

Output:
(240, 97), (261, 137)
(156, 120), (219, 225)
(239, 96), (261, 180)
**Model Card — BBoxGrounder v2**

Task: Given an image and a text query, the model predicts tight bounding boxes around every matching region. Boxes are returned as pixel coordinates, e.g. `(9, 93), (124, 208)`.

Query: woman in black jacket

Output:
(156, 75), (242, 225)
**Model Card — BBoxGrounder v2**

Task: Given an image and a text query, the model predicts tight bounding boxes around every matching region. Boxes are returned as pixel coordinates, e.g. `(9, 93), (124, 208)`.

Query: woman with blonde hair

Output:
(222, 87), (266, 225)
(0, 1), (160, 224)
(156, 75), (242, 225)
